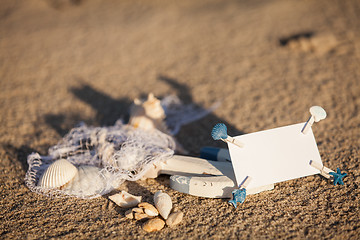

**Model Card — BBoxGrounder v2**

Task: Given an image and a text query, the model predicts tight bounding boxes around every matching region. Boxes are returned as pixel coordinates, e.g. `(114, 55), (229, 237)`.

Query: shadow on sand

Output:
(43, 75), (244, 154)
(43, 75), (244, 155)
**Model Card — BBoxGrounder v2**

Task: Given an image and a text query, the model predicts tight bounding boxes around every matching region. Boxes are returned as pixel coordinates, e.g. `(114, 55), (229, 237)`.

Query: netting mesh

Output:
(162, 95), (220, 135)
(24, 95), (218, 198)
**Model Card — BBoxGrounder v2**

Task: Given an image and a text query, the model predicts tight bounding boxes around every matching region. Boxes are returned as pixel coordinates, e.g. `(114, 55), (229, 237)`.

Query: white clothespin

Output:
(301, 106), (327, 134)
(309, 160), (333, 179)
(309, 160), (347, 186)
(211, 123), (244, 148)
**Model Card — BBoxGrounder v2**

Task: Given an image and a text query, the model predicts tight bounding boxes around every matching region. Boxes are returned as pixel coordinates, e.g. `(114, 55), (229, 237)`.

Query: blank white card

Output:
(227, 123), (321, 189)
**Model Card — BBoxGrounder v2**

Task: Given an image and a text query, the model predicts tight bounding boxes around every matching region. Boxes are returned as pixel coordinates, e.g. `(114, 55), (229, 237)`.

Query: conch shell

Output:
(154, 190), (172, 219)
(109, 191), (142, 208)
(38, 159), (78, 189)
(129, 93), (169, 133)
(129, 93), (187, 154)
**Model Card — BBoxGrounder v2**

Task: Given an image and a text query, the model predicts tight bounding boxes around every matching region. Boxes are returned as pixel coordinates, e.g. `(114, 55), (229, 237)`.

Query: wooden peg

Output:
(309, 160), (333, 179)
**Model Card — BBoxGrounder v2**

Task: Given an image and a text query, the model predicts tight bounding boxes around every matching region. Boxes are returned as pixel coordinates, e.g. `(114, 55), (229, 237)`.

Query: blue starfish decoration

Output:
(329, 168), (347, 186)
(229, 188), (247, 208)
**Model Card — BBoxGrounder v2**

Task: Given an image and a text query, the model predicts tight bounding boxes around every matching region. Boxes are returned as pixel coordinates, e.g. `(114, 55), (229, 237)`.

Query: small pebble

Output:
(125, 209), (134, 219)
(143, 218), (165, 232)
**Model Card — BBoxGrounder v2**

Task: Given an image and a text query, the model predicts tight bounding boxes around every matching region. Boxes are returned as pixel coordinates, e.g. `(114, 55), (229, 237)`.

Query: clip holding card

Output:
(309, 160), (347, 185)
(309, 160), (333, 179)
(229, 176), (252, 208)
(301, 106), (327, 134)
(211, 123), (244, 148)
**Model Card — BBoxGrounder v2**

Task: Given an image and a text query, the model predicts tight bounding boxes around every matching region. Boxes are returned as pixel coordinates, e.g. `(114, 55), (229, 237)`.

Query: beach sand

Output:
(1, 0), (359, 238)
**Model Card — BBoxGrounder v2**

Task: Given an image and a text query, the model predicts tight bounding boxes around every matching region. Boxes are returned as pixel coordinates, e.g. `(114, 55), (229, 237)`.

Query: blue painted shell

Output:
(211, 123), (228, 140)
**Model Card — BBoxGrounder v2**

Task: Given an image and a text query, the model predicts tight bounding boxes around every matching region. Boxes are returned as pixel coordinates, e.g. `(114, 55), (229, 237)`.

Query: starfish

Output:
(329, 168), (347, 186)
(229, 188), (247, 208)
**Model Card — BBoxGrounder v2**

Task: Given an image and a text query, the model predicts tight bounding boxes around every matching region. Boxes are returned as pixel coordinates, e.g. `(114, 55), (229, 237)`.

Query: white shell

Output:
(310, 106), (327, 122)
(154, 190), (172, 219)
(62, 165), (106, 196)
(129, 93), (169, 133)
(38, 159), (78, 189)
(109, 191), (142, 208)
(166, 211), (184, 228)
(128, 93), (187, 154)
(138, 202), (159, 217)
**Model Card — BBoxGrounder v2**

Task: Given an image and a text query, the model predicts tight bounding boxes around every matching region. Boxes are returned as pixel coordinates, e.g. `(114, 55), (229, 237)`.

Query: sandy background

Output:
(1, 0), (360, 239)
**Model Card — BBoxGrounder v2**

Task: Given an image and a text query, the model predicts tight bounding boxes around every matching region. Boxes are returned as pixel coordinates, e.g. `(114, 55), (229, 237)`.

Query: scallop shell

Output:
(154, 190), (172, 219)
(38, 159), (78, 189)
(109, 191), (142, 208)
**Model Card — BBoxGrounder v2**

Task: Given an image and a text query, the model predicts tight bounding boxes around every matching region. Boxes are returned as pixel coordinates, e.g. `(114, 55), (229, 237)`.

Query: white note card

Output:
(227, 123), (321, 189)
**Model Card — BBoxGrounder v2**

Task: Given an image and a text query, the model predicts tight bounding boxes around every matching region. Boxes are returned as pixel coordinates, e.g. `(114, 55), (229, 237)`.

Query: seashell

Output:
(132, 207), (144, 213)
(138, 202), (159, 217)
(142, 218), (165, 232)
(125, 209), (134, 219)
(166, 211), (183, 228)
(109, 191), (142, 208)
(129, 115), (157, 131)
(129, 93), (168, 132)
(38, 159), (78, 189)
(144, 93), (166, 119)
(154, 190), (172, 219)
(133, 93), (165, 120)
(128, 93), (187, 154)
(62, 165), (106, 197)
(134, 212), (149, 221)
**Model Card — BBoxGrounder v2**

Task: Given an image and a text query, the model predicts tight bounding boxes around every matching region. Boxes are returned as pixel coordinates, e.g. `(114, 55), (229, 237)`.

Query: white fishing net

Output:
(162, 95), (220, 135)
(25, 95), (218, 199)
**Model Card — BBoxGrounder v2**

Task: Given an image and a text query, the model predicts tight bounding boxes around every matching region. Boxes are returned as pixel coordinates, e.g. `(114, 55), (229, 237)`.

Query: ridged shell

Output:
(109, 191), (142, 208)
(154, 190), (172, 219)
(38, 159), (78, 189)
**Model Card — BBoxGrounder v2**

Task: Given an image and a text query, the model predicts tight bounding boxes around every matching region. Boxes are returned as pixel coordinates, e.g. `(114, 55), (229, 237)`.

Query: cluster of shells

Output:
(109, 190), (183, 232)
(129, 93), (187, 154)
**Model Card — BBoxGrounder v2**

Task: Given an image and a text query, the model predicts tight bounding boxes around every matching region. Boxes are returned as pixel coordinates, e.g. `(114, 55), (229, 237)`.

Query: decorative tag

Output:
(228, 123), (321, 189)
